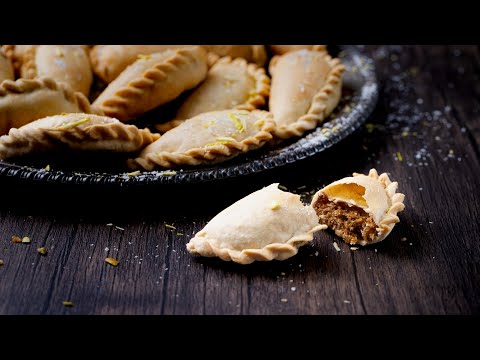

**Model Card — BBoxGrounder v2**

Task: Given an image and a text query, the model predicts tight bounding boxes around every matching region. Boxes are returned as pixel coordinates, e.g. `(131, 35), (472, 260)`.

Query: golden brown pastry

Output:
(187, 183), (326, 264)
(93, 46), (208, 122)
(156, 56), (270, 133)
(90, 45), (189, 83)
(311, 169), (405, 246)
(129, 109), (275, 170)
(202, 45), (267, 67)
(1, 45), (34, 76)
(19, 45), (93, 96)
(0, 77), (93, 136)
(0, 49), (14, 83)
(269, 49), (345, 139)
(0, 113), (159, 160)
(268, 45), (326, 55)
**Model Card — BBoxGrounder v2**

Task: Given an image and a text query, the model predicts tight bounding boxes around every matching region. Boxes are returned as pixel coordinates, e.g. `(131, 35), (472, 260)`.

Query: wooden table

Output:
(0, 45), (478, 315)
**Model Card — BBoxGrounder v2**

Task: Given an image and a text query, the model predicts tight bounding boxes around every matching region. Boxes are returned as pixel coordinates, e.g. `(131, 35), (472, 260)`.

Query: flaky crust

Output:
(93, 46), (208, 122)
(89, 45), (189, 83)
(268, 45), (326, 55)
(311, 169), (405, 245)
(21, 45), (93, 96)
(155, 56), (270, 133)
(0, 77), (93, 135)
(129, 110), (275, 170)
(269, 49), (345, 139)
(0, 113), (159, 160)
(187, 183), (326, 264)
(0, 49), (14, 83)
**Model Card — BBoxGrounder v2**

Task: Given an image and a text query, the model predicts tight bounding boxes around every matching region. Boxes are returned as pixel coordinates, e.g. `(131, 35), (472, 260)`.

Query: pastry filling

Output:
(312, 193), (377, 245)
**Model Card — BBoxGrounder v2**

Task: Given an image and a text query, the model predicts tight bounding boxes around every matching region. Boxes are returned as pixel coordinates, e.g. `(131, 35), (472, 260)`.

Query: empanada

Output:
(268, 45), (326, 55)
(129, 109), (275, 170)
(311, 169), (405, 246)
(0, 49), (14, 83)
(156, 56), (270, 133)
(0, 77), (93, 136)
(187, 183), (326, 264)
(21, 45), (93, 96)
(93, 46), (208, 122)
(269, 49), (345, 139)
(0, 113), (159, 160)
(90, 45), (189, 83)
(202, 45), (267, 67)
(1, 45), (35, 76)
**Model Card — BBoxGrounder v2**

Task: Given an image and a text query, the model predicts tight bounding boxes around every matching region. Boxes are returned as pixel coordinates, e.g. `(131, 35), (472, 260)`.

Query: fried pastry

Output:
(93, 46), (208, 122)
(311, 169), (405, 246)
(0, 49), (14, 83)
(0, 113), (159, 160)
(1, 45), (35, 76)
(129, 109), (275, 170)
(202, 45), (267, 67)
(89, 45), (189, 83)
(156, 56), (270, 133)
(269, 49), (345, 139)
(20, 45), (93, 96)
(0, 77), (93, 136)
(268, 45), (326, 55)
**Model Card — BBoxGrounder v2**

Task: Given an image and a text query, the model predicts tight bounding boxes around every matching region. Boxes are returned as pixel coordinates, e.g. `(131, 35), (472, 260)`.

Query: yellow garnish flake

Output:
(165, 224), (176, 230)
(12, 235), (22, 243)
(22, 237), (31, 244)
(63, 301), (74, 307)
(55, 47), (64, 57)
(160, 170), (177, 176)
(137, 54), (151, 60)
(229, 113), (246, 133)
(205, 137), (236, 147)
(37, 247), (48, 255)
(45, 165), (51, 171)
(176, 233), (184, 236)
(56, 117), (91, 130)
(254, 119), (264, 128)
(278, 185), (288, 191)
(270, 201), (280, 210)
(396, 151), (403, 161)
(127, 170), (141, 177)
(105, 257), (119, 266)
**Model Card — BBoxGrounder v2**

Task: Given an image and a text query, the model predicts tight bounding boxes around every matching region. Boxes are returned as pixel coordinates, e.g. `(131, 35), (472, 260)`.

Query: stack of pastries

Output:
(0, 45), (345, 170)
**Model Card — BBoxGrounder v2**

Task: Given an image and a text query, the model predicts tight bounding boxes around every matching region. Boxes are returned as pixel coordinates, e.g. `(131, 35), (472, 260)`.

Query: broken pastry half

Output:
(156, 56), (270, 133)
(311, 169), (405, 246)
(203, 45), (267, 67)
(268, 45), (326, 55)
(93, 46), (208, 122)
(0, 77), (93, 136)
(0, 113), (159, 160)
(89, 45), (189, 83)
(129, 109), (275, 170)
(269, 49), (345, 139)
(0, 48), (14, 83)
(20, 45), (93, 96)
(187, 183), (326, 264)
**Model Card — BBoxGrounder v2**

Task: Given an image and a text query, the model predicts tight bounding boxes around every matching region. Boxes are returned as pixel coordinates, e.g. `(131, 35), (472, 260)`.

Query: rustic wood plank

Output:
(1, 46), (479, 315)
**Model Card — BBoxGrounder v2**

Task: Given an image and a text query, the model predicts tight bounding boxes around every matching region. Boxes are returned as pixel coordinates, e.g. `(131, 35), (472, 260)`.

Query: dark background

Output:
(0, 45), (478, 315)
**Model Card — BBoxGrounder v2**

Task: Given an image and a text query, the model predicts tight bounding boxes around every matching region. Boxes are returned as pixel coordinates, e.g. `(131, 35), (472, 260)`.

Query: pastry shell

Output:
(311, 169), (405, 245)
(156, 56), (270, 133)
(1, 45), (34, 77)
(90, 45), (189, 83)
(268, 45), (326, 55)
(129, 109), (275, 170)
(0, 113), (159, 160)
(187, 183), (326, 264)
(0, 77), (93, 136)
(269, 49), (345, 139)
(21, 45), (93, 96)
(93, 46), (208, 122)
(203, 45), (267, 67)
(0, 49), (14, 83)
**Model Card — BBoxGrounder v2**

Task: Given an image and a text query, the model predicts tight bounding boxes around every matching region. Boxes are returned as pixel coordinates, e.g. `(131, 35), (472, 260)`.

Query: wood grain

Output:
(0, 45), (479, 315)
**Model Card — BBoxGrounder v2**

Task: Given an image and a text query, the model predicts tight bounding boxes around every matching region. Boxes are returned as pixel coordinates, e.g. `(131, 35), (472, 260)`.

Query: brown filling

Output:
(312, 193), (377, 245)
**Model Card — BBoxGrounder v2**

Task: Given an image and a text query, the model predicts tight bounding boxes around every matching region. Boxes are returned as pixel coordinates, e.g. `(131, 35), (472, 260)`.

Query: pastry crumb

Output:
(344, 300), (351, 304)
(350, 246), (359, 251)
(333, 242), (341, 252)
(127, 170), (141, 177)
(280, 298), (288, 303)
(114, 226), (125, 231)
(0, 259), (4, 266)
(12, 235), (22, 243)
(22, 237), (31, 244)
